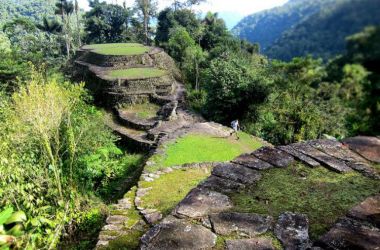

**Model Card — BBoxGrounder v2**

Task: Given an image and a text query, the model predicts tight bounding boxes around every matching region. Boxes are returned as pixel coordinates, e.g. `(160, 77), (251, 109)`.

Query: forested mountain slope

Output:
(233, 0), (380, 60)
(232, 0), (331, 51)
(0, 0), (55, 26)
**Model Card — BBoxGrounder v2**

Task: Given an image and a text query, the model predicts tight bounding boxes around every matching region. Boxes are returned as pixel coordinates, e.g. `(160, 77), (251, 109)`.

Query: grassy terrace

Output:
(83, 43), (149, 55)
(138, 131), (263, 219)
(140, 167), (212, 216)
(120, 102), (160, 119)
(106, 68), (167, 80)
(146, 131), (263, 173)
(230, 162), (380, 240)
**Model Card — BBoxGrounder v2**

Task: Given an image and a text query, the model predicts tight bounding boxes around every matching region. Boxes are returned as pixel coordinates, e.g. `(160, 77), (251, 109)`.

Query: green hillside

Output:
(233, 0), (380, 60)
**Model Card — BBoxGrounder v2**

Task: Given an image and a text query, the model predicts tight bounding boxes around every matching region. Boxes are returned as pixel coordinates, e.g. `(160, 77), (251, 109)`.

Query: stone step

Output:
(232, 153), (274, 170)
(212, 163), (262, 185)
(252, 147), (295, 168)
(115, 108), (157, 131)
(104, 112), (154, 150)
(290, 143), (352, 173)
(277, 145), (321, 168)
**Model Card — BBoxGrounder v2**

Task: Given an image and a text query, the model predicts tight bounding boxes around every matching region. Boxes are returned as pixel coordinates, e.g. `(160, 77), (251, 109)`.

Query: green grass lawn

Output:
(140, 167), (212, 216)
(83, 43), (149, 55)
(106, 68), (167, 79)
(147, 132), (263, 173)
(230, 162), (380, 240)
(120, 102), (160, 119)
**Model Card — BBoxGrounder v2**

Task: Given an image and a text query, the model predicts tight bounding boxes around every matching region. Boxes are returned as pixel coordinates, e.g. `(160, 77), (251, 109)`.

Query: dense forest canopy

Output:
(232, 0), (380, 60)
(0, 0), (379, 249)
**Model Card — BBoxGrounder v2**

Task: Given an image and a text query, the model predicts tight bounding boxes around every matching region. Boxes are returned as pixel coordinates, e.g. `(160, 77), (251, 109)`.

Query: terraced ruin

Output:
(74, 43), (380, 250)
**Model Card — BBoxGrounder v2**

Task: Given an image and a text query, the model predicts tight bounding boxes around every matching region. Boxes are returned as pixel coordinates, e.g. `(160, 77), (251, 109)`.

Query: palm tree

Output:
(55, 0), (74, 57)
(74, 0), (82, 47)
(134, 0), (157, 45)
(37, 17), (62, 34)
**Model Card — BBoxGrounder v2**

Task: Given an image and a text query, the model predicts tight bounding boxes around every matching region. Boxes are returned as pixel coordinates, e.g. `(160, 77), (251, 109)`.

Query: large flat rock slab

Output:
(199, 175), (245, 194)
(277, 145), (320, 168)
(316, 217), (380, 250)
(232, 153), (274, 170)
(308, 139), (367, 163)
(291, 143), (352, 173)
(308, 139), (379, 178)
(140, 218), (217, 250)
(342, 136), (380, 163)
(347, 195), (380, 227)
(252, 147), (295, 168)
(209, 212), (273, 236)
(173, 188), (233, 218)
(226, 238), (275, 250)
(212, 163), (262, 185)
(274, 212), (311, 250)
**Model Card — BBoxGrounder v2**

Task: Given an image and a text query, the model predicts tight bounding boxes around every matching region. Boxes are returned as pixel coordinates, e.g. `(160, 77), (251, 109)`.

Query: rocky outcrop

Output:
(274, 212), (311, 250)
(316, 217), (380, 250)
(173, 188), (233, 219)
(209, 212), (273, 236)
(140, 217), (217, 250)
(226, 238), (275, 250)
(347, 195), (380, 227)
(342, 136), (380, 163)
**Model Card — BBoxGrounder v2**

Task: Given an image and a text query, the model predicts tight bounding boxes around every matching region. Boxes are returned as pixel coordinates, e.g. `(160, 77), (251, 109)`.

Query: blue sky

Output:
(78, 0), (289, 29)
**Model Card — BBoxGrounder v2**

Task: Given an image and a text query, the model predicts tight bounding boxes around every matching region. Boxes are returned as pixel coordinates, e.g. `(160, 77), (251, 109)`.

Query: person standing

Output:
(230, 119), (240, 140)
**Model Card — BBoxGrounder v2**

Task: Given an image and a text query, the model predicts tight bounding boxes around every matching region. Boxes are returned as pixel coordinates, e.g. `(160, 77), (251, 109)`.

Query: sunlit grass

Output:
(83, 43), (149, 55)
(139, 167), (212, 216)
(230, 162), (380, 240)
(120, 102), (160, 119)
(147, 132), (263, 173)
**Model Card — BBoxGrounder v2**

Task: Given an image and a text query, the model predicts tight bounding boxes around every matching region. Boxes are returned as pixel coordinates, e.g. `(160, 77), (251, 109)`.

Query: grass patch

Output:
(83, 43), (149, 55)
(120, 102), (160, 119)
(147, 132), (263, 172)
(213, 233), (282, 250)
(100, 230), (144, 250)
(372, 163), (380, 174)
(106, 68), (167, 79)
(139, 167), (212, 216)
(230, 163), (380, 240)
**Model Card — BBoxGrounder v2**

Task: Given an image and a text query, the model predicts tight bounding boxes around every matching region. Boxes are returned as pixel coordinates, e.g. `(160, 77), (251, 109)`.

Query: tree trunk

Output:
(195, 62), (199, 91)
(75, 0), (82, 47)
(144, 14), (148, 45)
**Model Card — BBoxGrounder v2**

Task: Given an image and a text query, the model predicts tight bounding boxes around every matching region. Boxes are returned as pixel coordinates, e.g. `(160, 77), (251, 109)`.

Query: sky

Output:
(77, 0), (289, 29)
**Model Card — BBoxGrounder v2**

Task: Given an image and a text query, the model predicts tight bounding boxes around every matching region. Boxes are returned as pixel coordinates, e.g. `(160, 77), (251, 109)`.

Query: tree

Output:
(134, 0), (157, 45)
(85, 1), (131, 43)
(183, 44), (206, 90)
(36, 17), (62, 34)
(200, 12), (230, 50)
(74, 0), (82, 47)
(155, 7), (200, 46)
(0, 32), (11, 54)
(168, 26), (195, 66)
(203, 54), (269, 123)
(249, 57), (348, 144)
(55, 0), (74, 57)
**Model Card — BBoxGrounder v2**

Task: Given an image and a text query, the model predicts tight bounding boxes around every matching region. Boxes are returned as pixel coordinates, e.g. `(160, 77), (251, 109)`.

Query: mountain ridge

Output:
(233, 0), (380, 60)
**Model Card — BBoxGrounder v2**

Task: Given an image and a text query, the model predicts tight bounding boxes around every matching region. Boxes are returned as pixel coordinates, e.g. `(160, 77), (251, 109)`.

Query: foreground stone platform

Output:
(139, 137), (380, 250)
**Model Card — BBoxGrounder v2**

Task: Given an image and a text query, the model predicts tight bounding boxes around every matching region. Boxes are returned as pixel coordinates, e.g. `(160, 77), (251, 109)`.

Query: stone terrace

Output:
(140, 137), (380, 250)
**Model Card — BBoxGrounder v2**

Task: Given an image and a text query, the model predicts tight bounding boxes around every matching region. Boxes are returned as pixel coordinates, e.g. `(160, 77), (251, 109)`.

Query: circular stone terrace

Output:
(82, 43), (150, 56)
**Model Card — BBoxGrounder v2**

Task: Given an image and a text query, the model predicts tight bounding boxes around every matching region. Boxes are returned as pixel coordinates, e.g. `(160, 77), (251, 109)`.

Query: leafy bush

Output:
(0, 69), (142, 248)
